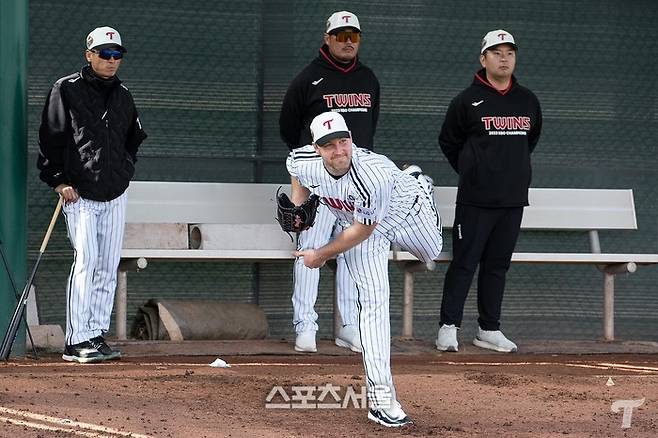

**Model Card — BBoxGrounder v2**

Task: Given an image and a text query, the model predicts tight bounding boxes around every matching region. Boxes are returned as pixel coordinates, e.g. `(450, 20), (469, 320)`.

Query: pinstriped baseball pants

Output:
(345, 192), (443, 408)
(62, 193), (127, 345)
(292, 203), (359, 333)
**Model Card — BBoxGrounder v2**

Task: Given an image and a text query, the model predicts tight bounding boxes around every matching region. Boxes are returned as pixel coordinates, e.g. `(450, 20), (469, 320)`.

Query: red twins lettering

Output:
(497, 33), (507, 41)
(342, 15), (351, 23)
(106, 31), (116, 40)
(323, 93), (372, 108)
(323, 197), (354, 212)
(481, 116), (531, 130)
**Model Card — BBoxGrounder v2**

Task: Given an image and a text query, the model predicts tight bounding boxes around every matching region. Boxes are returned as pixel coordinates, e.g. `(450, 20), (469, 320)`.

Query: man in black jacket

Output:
(279, 11), (380, 353)
(37, 26), (146, 363)
(436, 29), (542, 353)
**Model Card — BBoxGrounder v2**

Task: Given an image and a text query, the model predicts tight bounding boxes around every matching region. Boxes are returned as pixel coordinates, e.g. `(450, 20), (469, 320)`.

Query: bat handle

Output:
(39, 196), (63, 253)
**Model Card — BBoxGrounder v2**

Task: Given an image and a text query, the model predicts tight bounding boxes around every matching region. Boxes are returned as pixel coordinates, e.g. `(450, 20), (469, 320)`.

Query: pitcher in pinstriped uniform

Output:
(287, 112), (442, 427)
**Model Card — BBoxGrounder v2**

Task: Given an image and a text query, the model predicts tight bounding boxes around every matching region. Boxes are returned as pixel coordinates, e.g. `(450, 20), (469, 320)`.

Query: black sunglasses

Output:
(93, 48), (123, 60)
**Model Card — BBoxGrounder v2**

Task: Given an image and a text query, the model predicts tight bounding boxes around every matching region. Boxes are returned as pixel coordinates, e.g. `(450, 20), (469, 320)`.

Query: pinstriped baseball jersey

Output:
(287, 145), (420, 234)
(288, 143), (443, 409)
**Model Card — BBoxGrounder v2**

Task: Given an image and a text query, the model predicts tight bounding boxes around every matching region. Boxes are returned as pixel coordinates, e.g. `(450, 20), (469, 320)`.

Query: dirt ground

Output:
(1, 351), (657, 438)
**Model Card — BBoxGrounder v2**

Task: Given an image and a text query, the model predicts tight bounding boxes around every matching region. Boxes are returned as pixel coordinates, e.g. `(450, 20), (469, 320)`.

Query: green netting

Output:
(26, 0), (657, 341)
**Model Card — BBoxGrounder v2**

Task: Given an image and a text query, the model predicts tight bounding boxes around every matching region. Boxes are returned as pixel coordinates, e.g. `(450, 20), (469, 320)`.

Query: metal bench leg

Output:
(115, 257), (148, 341)
(402, 270), (414, 338)
(601, 262), (637, 342)
(116, 270), (128, 340)
(603, 272), (614, 341)
(589, 232), (637, 342)
(400, 261), (435, 339)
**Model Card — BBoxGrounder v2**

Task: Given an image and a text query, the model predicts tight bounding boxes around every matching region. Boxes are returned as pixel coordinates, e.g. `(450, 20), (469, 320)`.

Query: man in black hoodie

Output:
(37, 26), (146, 363)
(436, 29), (542, 353)
(279, 11), (380, 353)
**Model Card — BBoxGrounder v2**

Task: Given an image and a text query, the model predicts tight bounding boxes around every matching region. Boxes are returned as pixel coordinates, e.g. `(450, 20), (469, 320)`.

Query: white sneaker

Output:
(418, 174), (435, 198)
(368, 400), (413, 427)
(435, 324), (458, 352)
(473, 327), (518, 353)
(294, 331), (317, 353)
(402, 164), (435, 198)
(402, 164), (423, 177)
(335, 325), (362, 353)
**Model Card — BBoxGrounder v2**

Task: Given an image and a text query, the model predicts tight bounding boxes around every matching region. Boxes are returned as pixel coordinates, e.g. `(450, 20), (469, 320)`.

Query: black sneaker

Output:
(62, 341), (105, 363)
(89, 336), (121, 360)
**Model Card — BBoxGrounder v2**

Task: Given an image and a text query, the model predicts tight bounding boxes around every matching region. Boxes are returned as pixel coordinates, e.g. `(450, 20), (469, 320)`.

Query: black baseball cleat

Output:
(89, 336), (122, 360)
(62, 341), (105, 363)
(368, 401), (413, 427)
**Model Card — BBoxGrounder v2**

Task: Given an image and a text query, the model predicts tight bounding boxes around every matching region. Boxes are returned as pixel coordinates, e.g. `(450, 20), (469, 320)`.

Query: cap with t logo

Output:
(310, 112), (350, 146)
(480, 29), (516, 54)
(86, 26), (126, 52)
(326, 11), (361, 34)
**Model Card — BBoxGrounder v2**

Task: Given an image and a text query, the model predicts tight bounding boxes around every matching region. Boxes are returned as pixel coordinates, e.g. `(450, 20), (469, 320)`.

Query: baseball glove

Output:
(276, 187), (320, 235)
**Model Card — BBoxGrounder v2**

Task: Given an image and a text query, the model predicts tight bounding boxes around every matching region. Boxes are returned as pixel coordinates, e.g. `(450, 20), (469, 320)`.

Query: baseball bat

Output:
(0, 237), (39, 359)
(0, 196), (63, 360)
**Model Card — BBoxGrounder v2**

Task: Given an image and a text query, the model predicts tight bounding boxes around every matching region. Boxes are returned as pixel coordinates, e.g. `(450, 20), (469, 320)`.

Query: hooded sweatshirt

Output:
(279, 44), (380, 150)
(439, 68), (542, 207)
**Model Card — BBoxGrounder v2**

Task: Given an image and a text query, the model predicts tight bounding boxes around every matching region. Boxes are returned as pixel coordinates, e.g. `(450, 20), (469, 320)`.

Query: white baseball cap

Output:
(480, 29), (516, 54)
(310, 112), (350, 146)
(326, 11), (360, 34)
(86, 26), (126, 52)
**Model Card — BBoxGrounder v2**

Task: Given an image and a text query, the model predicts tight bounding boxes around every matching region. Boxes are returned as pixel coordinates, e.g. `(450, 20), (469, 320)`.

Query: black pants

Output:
(440, 204), (523, 331)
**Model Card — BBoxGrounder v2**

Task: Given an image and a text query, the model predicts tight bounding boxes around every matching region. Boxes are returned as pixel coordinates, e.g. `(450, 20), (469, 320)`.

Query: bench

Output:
(117, 181), (658, 342)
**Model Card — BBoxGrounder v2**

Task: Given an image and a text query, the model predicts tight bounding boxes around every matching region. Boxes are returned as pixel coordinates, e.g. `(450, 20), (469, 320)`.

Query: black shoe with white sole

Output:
(62, 341), (105, 363)
(89, 336), (121, 360)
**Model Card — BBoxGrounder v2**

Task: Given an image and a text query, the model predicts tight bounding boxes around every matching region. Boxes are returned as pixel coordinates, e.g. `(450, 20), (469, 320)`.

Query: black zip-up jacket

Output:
(439, 68), (542, 207)
(37, 65), (147, 201)
(279, 44), (380, 150)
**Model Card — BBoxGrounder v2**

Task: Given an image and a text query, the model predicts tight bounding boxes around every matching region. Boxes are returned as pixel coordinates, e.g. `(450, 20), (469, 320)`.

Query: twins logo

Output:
(481, 116), (531, 130)
(323, 93), (372, 108)
(323, 196), (354, 212)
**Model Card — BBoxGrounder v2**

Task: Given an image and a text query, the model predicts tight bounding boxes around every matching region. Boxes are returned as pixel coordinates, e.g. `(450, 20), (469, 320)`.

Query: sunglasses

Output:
(93, 48), (124, 60)
(333, 31), (360, 43)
